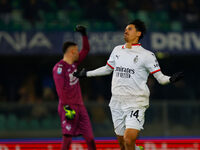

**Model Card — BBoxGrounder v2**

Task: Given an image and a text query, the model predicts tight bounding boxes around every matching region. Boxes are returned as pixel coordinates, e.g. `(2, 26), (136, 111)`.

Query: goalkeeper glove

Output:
(73, 68), (87, 78)
(75, 25), (87, 36)
(63, 105), (76, 120)
(169, 72), (184, 83)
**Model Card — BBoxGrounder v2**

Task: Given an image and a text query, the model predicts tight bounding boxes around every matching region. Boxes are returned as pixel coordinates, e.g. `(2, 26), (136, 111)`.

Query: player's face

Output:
(124, 24), (141, 43)
(72, 46), (79, 61)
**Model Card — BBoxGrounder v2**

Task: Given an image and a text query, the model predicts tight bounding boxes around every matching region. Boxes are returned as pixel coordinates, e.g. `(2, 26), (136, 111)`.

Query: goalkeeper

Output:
(74, 19), (183, 150)
(53, 25), (96, 150)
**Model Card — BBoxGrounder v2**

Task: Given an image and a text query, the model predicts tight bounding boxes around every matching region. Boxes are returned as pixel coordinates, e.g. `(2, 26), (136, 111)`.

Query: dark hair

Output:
(62, 41), (77, 54)
(129, 19), (146, 40)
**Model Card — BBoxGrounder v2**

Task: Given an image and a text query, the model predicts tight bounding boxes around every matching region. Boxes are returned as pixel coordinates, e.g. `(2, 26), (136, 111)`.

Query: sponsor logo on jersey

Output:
(154, 60), (159, 68)
(154, 64), (159, 68)
(69, 71), (79, 85)
(134, 55), (138, 63)
(115, 55), (120, 59)
(115, 66), (135, 78)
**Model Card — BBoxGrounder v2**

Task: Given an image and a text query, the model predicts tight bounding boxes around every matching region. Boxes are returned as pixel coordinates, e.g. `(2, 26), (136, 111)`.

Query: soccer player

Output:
(73, 20), (183, 150)
(52, 25), (96, 150)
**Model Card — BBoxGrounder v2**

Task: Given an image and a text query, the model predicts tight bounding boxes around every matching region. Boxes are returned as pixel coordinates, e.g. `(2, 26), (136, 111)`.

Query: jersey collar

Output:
(122, 43), (141, 49)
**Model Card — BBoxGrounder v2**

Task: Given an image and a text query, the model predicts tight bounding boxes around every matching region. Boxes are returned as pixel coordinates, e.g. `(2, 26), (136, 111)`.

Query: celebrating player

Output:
(53, 25), (96, 150)
(73, 20), (183, 150)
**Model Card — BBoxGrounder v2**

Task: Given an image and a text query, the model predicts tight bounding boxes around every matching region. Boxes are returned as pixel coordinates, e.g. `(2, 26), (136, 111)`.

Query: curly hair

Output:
(128, 19), (146, 40)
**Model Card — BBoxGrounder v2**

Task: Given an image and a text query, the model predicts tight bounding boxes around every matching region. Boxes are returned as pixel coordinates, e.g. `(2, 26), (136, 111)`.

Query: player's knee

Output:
(124, 137), (132, 146)
(124, 136), (136, 146)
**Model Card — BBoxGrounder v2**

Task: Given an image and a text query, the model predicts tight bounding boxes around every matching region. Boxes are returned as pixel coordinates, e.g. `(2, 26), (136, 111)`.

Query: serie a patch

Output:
(57, 67), (62, 74)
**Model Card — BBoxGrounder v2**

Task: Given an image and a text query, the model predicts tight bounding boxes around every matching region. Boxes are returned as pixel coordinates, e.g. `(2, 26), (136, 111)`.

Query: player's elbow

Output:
(153, 72), (170, 85)
(86, 46), (90, 51)
(157, 80), (168, 85)
(156, 77), (170, 85)
(85, 44), (90, 51)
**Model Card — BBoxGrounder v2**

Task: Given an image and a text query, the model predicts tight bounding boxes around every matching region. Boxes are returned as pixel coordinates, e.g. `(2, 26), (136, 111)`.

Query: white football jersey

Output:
(107, 44), (160, 108)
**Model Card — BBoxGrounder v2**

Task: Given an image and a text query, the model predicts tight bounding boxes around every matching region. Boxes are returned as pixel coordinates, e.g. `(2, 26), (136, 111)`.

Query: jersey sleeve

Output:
(87, 65), (113, 77)
(106, 48), (116, 69)
(53, 65), (65, 96)
(144, 53), (161, 74)
(77, 36), (90, 64)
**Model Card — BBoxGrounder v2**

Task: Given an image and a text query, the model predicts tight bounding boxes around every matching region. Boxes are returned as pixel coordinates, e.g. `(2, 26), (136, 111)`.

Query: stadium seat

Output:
(29, 119), (40, 130)
(137, 11), (150, 25)
(11, 0), (21, 9)
(35, 21), (45, 30)
(128, 12), (136, 21)
(41, 117), (53, 129)
(159, 11), (169, 22)
(170, 21), (182, 31)
(18, 119), (29, 130)
(22, 21), (32, 30)
(57, 10), (67, 23)
(50, 115), (60, 129)
(0, 114), (6, 130)
(68, 0), (80, 9)
(11, 10), (23, 23)
(103, 22), (115, 31)
(6, 114), (18, 130)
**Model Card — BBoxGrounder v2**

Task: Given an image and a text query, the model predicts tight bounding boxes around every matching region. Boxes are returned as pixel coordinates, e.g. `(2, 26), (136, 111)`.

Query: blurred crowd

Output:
(0, 0), (200, 31)
(0, 73), (56, 104)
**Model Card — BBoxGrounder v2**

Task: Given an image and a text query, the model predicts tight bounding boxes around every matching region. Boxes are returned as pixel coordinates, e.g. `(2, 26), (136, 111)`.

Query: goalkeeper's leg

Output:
(83, 134), (96, 150)
(80, 105), (96, 150)
(61, 135), (72, 150)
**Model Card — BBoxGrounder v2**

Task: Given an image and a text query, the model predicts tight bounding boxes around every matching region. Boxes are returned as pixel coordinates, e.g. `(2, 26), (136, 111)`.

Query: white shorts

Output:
(110, 106), (146, 136)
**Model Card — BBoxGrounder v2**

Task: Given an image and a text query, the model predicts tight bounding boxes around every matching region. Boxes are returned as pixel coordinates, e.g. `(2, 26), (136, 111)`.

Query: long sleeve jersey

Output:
(53, 36), (89, 105)
(87, 44), (170, 108)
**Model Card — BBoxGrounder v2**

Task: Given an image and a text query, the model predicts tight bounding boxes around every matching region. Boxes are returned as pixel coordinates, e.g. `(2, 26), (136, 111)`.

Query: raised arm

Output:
(75, 25), (90, 64)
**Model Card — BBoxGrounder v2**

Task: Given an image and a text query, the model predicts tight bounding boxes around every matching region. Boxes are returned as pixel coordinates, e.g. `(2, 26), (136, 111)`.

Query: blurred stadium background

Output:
(0, 0), (200, 149)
